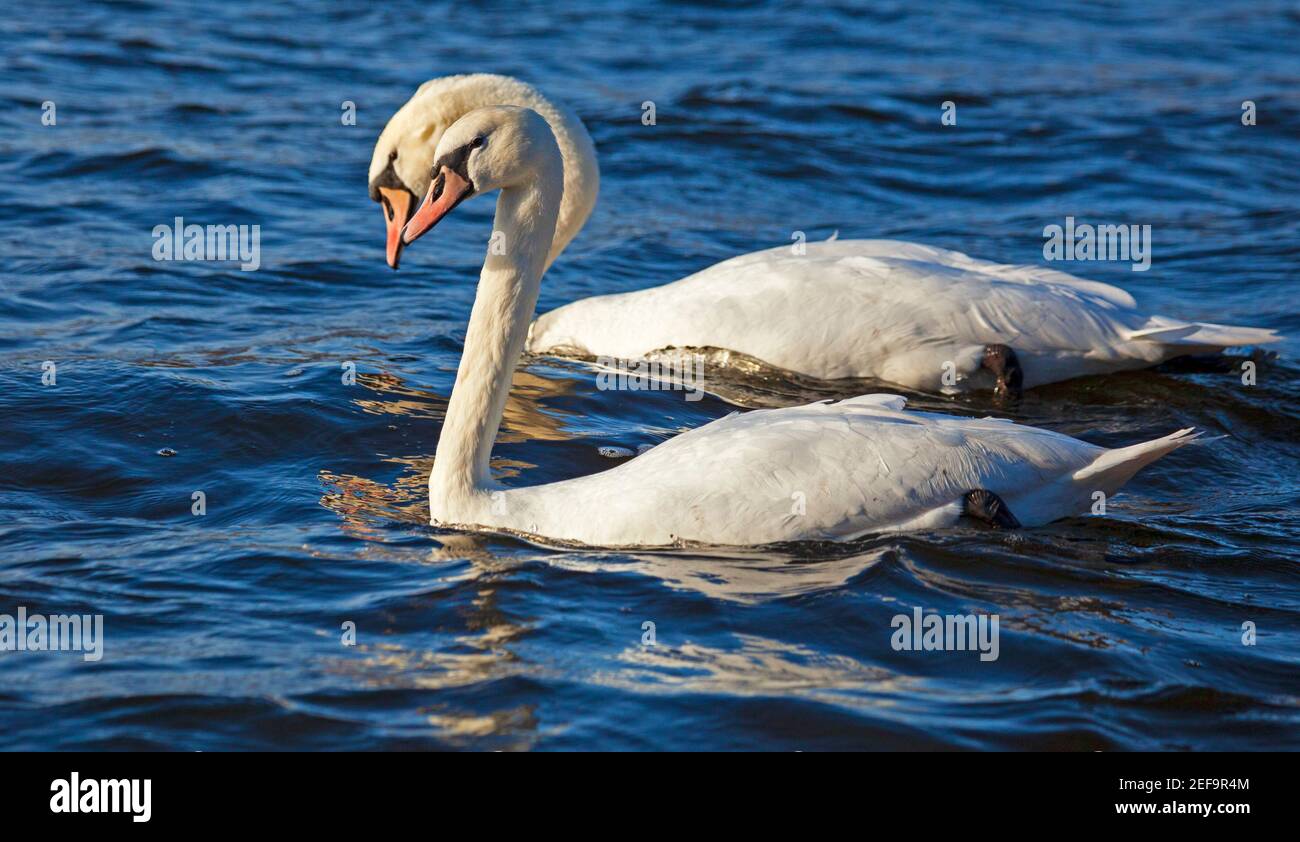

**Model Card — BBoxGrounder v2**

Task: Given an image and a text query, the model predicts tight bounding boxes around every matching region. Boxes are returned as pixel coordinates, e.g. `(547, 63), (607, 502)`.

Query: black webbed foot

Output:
(962, 489), (1021, 529)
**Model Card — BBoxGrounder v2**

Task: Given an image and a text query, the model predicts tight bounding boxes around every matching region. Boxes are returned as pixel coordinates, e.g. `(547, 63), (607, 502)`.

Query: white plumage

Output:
(469, 393), (1200, 546)
(374, 75), (1279, 396)
(397, 107), (1202, 548)
(528, 239), (1278, 392)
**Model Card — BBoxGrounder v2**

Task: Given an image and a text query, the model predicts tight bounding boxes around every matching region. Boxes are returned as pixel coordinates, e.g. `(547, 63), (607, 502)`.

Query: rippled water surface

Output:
(2, 0), (1299, 750)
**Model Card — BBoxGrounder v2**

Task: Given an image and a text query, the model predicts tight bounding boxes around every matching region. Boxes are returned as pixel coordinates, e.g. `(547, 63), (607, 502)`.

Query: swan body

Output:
(441, 393), (1200, 546)
(527, 238), (1280, 392)
(373, 75), (1278, 394)
(397, 106), (1201, 548)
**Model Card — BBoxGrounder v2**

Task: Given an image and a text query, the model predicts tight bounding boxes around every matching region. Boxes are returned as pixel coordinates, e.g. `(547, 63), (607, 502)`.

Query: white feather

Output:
(378, 76), (1279, 395)
(413, 108), (1201, 548)
(528, 240), (1280, 392)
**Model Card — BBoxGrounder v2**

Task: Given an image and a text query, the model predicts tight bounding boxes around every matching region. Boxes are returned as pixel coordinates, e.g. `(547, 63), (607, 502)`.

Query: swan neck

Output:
(430, 178), (559, 504)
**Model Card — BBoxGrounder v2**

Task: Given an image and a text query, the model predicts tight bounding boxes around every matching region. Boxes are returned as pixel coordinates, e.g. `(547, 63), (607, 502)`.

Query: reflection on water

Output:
(556, 546), (896, 604)
(352, 367), (586, 442)
(595, 634), (906, 711)
(319, 366), (589, 532)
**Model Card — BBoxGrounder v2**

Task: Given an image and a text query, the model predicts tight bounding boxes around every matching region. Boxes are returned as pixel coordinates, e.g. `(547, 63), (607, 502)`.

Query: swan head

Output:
(369, 119), (431, 271)
(370, 74), (598, 271)
(369, 77), (487, 269)
(400, 106), (561, 249)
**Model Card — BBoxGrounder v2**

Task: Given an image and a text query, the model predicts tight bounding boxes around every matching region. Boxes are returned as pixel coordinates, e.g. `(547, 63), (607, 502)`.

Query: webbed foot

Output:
(963, 489), (1021, 529)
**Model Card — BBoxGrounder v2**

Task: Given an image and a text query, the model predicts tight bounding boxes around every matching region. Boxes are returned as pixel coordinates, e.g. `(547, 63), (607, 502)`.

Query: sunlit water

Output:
(2, 0), (1298, 750)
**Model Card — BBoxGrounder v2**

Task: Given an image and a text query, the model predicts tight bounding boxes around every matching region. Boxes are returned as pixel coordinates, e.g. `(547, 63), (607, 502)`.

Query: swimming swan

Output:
(394, 106), (1201, 547)
(371, 74), (1279, 399)
(370, 74), (598, 272)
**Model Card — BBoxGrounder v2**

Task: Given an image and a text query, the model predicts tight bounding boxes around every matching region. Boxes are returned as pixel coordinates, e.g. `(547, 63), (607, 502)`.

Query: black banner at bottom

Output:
(4, 751), (1277, 828)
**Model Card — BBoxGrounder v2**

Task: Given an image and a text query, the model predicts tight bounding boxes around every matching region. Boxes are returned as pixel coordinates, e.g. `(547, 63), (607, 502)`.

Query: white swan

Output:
(371, 74), (1279, 398)
(369, 74), (598, 271)
(394, 105), (1201, 547)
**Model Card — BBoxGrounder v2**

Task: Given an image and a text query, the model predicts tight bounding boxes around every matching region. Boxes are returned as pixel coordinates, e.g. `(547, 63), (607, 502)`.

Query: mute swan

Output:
(369, 74), (598, 271)
(371, 74), (1279, 399)
(394, 105), (1201, 547)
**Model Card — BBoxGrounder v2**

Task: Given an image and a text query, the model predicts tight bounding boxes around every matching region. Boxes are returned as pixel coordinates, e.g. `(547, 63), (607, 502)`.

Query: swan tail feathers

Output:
(1128, 317), (1281, 348)
(1072, 428), (1200, 491)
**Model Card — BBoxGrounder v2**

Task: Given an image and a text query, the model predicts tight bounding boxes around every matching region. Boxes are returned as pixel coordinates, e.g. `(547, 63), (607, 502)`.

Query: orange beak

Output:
(401, 166), (474, 248)
(379, 186), (414, 269)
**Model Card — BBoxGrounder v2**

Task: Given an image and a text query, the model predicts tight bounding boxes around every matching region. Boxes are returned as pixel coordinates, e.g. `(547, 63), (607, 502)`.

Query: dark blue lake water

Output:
(2, 0), (1298, 750)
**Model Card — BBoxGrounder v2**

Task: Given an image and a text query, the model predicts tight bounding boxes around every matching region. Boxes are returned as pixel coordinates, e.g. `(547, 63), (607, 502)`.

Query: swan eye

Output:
(469, 136), (485, 149)
(388, 150), (398, 162)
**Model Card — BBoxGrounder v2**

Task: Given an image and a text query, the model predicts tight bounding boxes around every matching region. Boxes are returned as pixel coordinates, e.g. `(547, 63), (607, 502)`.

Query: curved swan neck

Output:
(430, 175), (562, 505)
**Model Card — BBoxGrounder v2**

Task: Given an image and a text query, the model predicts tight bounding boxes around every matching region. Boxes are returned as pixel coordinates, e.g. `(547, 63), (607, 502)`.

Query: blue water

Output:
(2, 0), (1299, 750)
